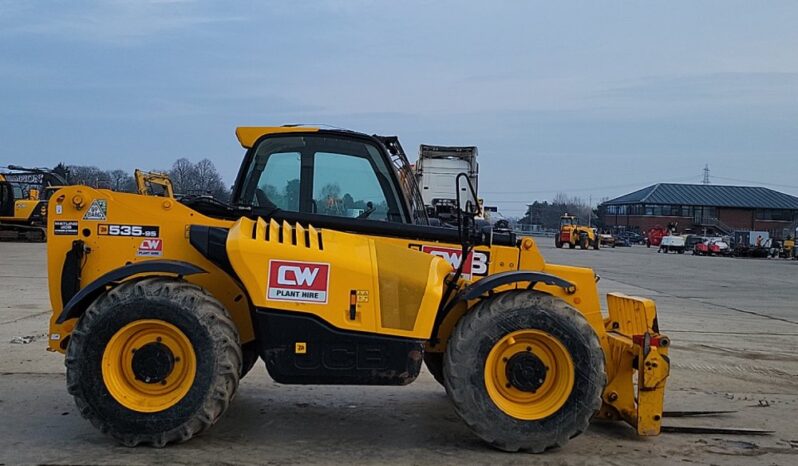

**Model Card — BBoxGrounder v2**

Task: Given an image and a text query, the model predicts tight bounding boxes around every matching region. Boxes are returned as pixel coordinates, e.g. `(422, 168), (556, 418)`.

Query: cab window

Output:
(255, 152), (301, 212)
(237, 134), (406, 223)
(312, 152), (391, 220)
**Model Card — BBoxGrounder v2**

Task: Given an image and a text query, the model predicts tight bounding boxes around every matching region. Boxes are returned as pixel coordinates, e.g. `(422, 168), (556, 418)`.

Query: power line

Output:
(710, 175), (798, 190)
(482, 175), (699, 196)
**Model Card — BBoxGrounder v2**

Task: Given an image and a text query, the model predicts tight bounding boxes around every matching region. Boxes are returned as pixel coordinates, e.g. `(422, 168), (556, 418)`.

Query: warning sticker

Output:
(53, 220), (79, 236)
(83, 199), (107, 221)
(267, 260), (330, 304)
(136, 238), (163, 257)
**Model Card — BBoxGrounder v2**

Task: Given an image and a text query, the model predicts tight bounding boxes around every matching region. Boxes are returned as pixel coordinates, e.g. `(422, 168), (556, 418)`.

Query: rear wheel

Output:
(592, 237), (600, 250)
(568, 241), (575, 249)
(579, 235), (589, 249)
(554, 237), (562, 248)
(444, 291), (605, 452)
(66, 277), (242, 447)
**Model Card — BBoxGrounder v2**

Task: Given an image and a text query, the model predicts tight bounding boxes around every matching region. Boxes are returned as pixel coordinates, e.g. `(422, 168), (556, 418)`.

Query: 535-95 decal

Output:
(98, 224), (160, 237)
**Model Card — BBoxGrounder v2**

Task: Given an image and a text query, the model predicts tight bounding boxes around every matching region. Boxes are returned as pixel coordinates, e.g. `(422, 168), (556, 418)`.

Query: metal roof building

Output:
(600, 183), (798, 238)
(605, 183), (798, 210)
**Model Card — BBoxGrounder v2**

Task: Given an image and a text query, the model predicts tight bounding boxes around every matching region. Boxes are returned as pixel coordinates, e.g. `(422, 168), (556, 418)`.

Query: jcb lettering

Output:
(419, 245), (490, 278)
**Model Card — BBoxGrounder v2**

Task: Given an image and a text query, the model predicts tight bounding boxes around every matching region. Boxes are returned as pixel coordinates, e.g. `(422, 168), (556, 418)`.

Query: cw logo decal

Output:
(267, 260), (330, 304)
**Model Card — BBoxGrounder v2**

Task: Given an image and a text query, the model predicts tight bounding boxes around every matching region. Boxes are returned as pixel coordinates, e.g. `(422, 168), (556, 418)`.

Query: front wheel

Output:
(444, 291), (605, 452)
(66, 277), (242, 447)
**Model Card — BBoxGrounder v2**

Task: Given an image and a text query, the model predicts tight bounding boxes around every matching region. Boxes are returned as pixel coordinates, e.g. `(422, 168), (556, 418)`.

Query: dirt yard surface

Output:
(1, 241), (797, 465)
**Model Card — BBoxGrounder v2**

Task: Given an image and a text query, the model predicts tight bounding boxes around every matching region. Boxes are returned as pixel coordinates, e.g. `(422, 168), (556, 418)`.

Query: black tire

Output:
(444, 291), (605, 453)
(66, 277), (242, 447)
(240, 342), (260, 379)
(424, 352), (446, 386)
(554, 237), (562, 248)
(593, 238), (600, 250)
(568, 241), (575, 249)
(579, 235), (589, 249)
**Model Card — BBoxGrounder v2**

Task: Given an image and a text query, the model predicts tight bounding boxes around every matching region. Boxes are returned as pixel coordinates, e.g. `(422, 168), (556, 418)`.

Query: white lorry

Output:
(414, 145), (478, 223)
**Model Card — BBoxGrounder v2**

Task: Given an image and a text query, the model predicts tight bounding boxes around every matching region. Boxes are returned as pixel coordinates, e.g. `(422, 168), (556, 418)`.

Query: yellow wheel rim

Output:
(484, 329), (574, 420)
(102, 319), (197, 413)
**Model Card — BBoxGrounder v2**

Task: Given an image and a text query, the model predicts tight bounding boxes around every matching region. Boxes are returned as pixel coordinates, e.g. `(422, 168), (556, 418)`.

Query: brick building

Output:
(599, 183), (798, 239)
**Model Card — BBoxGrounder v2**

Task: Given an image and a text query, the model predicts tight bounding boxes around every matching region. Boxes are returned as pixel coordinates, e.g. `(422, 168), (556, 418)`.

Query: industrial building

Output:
(599, 183), (798, 238)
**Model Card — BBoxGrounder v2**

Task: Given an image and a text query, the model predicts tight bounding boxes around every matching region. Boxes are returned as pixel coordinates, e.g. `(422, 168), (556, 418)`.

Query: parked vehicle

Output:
(659, 235), (686, 254)
(693, 238), (730, 256)
(617, 231), (645, 245)
(599, 233), (616, 247)
(685, 235), (706, 251)
(646, 226), (668, 248)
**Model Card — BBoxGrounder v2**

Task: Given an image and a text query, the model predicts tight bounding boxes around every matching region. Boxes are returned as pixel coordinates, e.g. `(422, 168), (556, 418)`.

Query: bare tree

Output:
(167, 158), (230, 201)
(168, 158), (197, 194)
(67, 165), (111, 188)
(108, 170), (135, 192)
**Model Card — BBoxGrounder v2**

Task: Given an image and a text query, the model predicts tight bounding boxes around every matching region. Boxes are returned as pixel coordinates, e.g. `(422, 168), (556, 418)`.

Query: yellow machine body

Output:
(45, 126), (670, 440)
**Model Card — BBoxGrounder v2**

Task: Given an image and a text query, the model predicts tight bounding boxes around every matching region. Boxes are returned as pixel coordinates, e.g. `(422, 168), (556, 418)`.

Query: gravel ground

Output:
(1, 241), (796, 465)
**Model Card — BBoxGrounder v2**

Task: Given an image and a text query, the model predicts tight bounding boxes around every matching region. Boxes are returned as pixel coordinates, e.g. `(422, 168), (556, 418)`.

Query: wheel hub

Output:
(505, 351), (547, 392)
(132, 341), (175, 384)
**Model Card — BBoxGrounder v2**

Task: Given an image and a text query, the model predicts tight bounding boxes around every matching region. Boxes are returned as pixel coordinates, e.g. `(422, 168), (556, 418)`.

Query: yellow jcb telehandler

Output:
(555, 213), (599, 250)
(45, 126), (670, 452)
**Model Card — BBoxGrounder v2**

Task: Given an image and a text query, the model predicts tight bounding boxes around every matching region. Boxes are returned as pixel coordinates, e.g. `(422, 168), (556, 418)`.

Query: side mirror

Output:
(455, 173), (479, 215)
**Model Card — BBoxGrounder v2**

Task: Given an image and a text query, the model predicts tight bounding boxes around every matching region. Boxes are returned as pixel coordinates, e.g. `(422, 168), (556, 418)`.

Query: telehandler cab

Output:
(46, 126), (670, 452)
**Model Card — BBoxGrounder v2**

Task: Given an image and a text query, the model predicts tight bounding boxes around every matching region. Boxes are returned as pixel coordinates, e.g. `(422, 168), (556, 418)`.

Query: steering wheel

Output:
(357, 201), (375, 219)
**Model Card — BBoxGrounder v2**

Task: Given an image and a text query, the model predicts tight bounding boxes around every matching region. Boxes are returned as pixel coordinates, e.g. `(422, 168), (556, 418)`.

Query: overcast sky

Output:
(2, 0), (797, 216)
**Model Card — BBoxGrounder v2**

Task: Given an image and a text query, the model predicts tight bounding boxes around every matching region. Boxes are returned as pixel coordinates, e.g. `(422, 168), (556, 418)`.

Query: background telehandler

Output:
(45, 126), (669, 452)
(555, 213), (599, 250)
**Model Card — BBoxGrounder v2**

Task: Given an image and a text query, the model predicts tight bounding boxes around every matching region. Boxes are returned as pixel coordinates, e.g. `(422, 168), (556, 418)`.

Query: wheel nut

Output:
(161, 380), (167, 385)
(526, 346), (532, 352)
(608, 392), (619, 402)
(156, 337), (162, 342)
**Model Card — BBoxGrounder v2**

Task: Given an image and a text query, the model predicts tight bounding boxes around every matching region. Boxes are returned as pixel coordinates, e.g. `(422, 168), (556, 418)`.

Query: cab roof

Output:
(235, 126), (320, 149)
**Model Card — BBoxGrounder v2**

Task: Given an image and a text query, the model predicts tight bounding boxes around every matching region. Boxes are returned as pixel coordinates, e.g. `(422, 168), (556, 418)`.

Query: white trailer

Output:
(415, 145), (478, 208)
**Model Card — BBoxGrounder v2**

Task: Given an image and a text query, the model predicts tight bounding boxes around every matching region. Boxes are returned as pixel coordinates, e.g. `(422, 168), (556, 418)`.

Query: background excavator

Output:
(0, 165), (68, 241)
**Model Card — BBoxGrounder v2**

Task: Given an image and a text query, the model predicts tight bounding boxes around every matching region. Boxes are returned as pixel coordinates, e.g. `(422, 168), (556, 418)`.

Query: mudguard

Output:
(55, 260), (206, 324)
